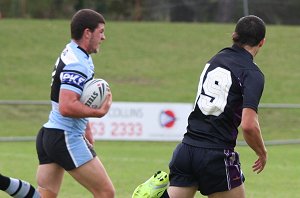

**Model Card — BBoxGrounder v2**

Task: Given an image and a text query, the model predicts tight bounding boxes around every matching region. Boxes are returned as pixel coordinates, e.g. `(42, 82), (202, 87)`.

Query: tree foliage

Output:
(0, 0), (300, 24)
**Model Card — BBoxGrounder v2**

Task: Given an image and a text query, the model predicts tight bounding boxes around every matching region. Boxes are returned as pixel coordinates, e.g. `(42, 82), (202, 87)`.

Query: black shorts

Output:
(36, 127), (96, 171)
(168, 143), (245, 196)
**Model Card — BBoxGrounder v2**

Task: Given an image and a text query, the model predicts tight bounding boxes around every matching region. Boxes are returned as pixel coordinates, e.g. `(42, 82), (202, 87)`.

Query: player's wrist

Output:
(256, 148), (267, 159)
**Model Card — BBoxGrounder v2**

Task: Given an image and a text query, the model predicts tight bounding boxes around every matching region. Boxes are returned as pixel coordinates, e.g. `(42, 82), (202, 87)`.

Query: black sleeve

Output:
(242, 69), (265, 112)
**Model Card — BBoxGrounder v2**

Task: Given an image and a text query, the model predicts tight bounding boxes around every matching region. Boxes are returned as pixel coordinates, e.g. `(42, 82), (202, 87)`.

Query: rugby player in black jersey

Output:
(133, 15), (267, 198)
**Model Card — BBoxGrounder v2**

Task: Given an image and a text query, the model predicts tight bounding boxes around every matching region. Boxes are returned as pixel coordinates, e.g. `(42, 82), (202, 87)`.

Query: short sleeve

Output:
(242, 69), (265, 112)
(60, 63), (89, 95)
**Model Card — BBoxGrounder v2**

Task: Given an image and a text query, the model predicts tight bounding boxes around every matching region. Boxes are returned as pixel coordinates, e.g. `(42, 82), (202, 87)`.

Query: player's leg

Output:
(36, 163), (64, 198)
(68, 156), (115, 198)
(199, 149), (245, 197)
(0, 173), (40, 198)
(132, 143), (197, 198)
(36, 128), (65, 198)
(165, 143), (199, 198)
(131, 172), (197, 198)
(208, 184), (245, 198)
(167, 186), (198, 198)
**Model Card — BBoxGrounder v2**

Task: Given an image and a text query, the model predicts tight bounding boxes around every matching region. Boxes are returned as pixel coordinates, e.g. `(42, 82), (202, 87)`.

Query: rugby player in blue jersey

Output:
(133, 15), (267, 198)
(35, 9), (114, 198)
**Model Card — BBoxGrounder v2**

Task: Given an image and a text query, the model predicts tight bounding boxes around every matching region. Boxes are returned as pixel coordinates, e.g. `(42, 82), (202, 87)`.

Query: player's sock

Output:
(0, 174), (10, 190)
(0, 174), (40, 198)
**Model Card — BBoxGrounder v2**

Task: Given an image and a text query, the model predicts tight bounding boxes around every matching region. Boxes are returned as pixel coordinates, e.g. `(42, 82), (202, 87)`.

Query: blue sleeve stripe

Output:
(61, 82), (84, 91)
(61, 84), (82, 95)
(63, 69), (87, 78)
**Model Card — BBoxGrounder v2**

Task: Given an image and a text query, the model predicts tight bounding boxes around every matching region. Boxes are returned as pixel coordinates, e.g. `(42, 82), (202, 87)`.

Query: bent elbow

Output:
(241, 122), (259, 134)
(59, 105), (71, 117)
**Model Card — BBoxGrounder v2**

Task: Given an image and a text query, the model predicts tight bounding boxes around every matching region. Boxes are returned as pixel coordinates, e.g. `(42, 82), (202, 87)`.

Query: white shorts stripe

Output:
(64, 131), (93, 168)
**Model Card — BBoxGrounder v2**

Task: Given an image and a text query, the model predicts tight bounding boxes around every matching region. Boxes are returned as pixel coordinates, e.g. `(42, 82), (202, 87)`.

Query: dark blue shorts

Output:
(168, 143), (245, 196)
(36, 127), (96, 171)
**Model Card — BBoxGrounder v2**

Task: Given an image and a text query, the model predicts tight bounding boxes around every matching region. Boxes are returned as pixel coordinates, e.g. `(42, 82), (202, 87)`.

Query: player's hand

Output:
(96, 92), (112, 117)
(252, 151), (267, 174)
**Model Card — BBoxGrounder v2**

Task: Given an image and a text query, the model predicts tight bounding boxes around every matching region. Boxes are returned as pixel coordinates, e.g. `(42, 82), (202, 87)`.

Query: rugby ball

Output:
(80, 78), (110, 109)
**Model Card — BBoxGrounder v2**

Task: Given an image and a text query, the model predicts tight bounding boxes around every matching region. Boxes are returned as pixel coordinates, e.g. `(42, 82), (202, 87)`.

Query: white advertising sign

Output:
(89, 102), (193, 141)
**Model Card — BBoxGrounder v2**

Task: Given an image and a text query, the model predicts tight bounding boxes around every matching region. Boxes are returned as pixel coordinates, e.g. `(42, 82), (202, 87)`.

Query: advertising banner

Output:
(89, 102), (193, 141)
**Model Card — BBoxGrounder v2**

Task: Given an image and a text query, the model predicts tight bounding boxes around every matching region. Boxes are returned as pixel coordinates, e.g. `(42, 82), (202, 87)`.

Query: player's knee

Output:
(37, 186), (58, 198)
(105, 187), (115, 198)
(93, 184), (115, 198)
(104, 185), (115, 198)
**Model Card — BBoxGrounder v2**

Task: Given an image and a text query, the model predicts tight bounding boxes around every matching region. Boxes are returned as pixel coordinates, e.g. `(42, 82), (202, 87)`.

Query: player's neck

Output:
(244, 39), (265, 58)
(244, 45), (260, 57)
(73, 39), (89, 53)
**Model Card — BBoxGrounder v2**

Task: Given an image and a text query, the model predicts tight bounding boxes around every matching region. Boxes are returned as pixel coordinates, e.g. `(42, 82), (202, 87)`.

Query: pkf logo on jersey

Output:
(159, 110), (176, 128)
(60, 71), (86, 87)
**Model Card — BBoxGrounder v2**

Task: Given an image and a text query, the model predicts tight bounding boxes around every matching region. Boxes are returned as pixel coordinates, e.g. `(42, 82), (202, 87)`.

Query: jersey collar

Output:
(70, 40), (90, 59)
(232, 44), (253, 60)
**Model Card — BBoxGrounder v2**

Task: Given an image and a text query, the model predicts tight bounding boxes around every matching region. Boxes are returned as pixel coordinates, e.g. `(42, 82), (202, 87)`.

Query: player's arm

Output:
(241, 107), (267, 174)
(59, 89), (112, 118)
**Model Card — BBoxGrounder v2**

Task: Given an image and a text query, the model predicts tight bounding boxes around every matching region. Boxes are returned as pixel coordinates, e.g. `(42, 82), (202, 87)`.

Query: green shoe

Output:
(132, 171), (169, 198)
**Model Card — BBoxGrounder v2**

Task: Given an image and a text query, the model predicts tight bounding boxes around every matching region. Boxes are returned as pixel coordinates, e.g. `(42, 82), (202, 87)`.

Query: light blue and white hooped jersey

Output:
(44, 40), (94, 135)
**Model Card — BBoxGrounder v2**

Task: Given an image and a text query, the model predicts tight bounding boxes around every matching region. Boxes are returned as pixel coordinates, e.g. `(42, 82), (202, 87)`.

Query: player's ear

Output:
(84, 28), (92, 39)
(258, 38), (266, 47)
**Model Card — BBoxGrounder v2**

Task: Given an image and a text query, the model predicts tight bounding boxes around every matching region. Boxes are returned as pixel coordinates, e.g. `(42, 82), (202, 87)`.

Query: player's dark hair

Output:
(233, 15), (266, 47)
(71, 9), (105, 40)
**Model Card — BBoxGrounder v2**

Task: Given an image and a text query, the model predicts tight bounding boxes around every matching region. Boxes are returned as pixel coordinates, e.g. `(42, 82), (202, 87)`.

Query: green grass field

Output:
(1, 19), (300, 139)
(0, 141), (299, 198)
(1, 19), (300, 102)
(0, 19), (300, 197)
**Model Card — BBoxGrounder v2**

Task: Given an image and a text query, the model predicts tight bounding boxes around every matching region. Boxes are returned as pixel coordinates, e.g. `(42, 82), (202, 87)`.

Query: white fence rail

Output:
(1, 100), (300, 108)
(0, 136), (300, 146)
(1, 100), (300, 145)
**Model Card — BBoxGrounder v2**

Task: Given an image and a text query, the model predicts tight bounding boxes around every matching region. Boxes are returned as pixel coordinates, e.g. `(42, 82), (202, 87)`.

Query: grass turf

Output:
(0, 19), (300, 139)
(0, 141), (299, 197)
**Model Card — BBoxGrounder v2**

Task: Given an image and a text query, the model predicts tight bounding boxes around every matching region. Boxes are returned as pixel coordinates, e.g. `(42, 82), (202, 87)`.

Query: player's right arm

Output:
(241, 107), (267, 174)
(59, 89), (112, 118)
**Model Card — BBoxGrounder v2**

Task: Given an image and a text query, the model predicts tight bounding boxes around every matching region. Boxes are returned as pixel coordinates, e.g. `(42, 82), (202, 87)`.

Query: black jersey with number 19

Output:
(183, 44), (264, 150)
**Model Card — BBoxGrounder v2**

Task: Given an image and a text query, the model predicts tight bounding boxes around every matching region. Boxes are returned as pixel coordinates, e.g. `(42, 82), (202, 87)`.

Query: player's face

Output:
(88, 23), (105, 54)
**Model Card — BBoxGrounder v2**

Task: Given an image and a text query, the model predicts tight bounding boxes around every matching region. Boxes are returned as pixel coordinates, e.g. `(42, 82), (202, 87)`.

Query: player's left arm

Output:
(59, 63), (112, 118)
(59, 88), (111, 118)
(241, 69), (267, 174)
(241, 108), (267, 174)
